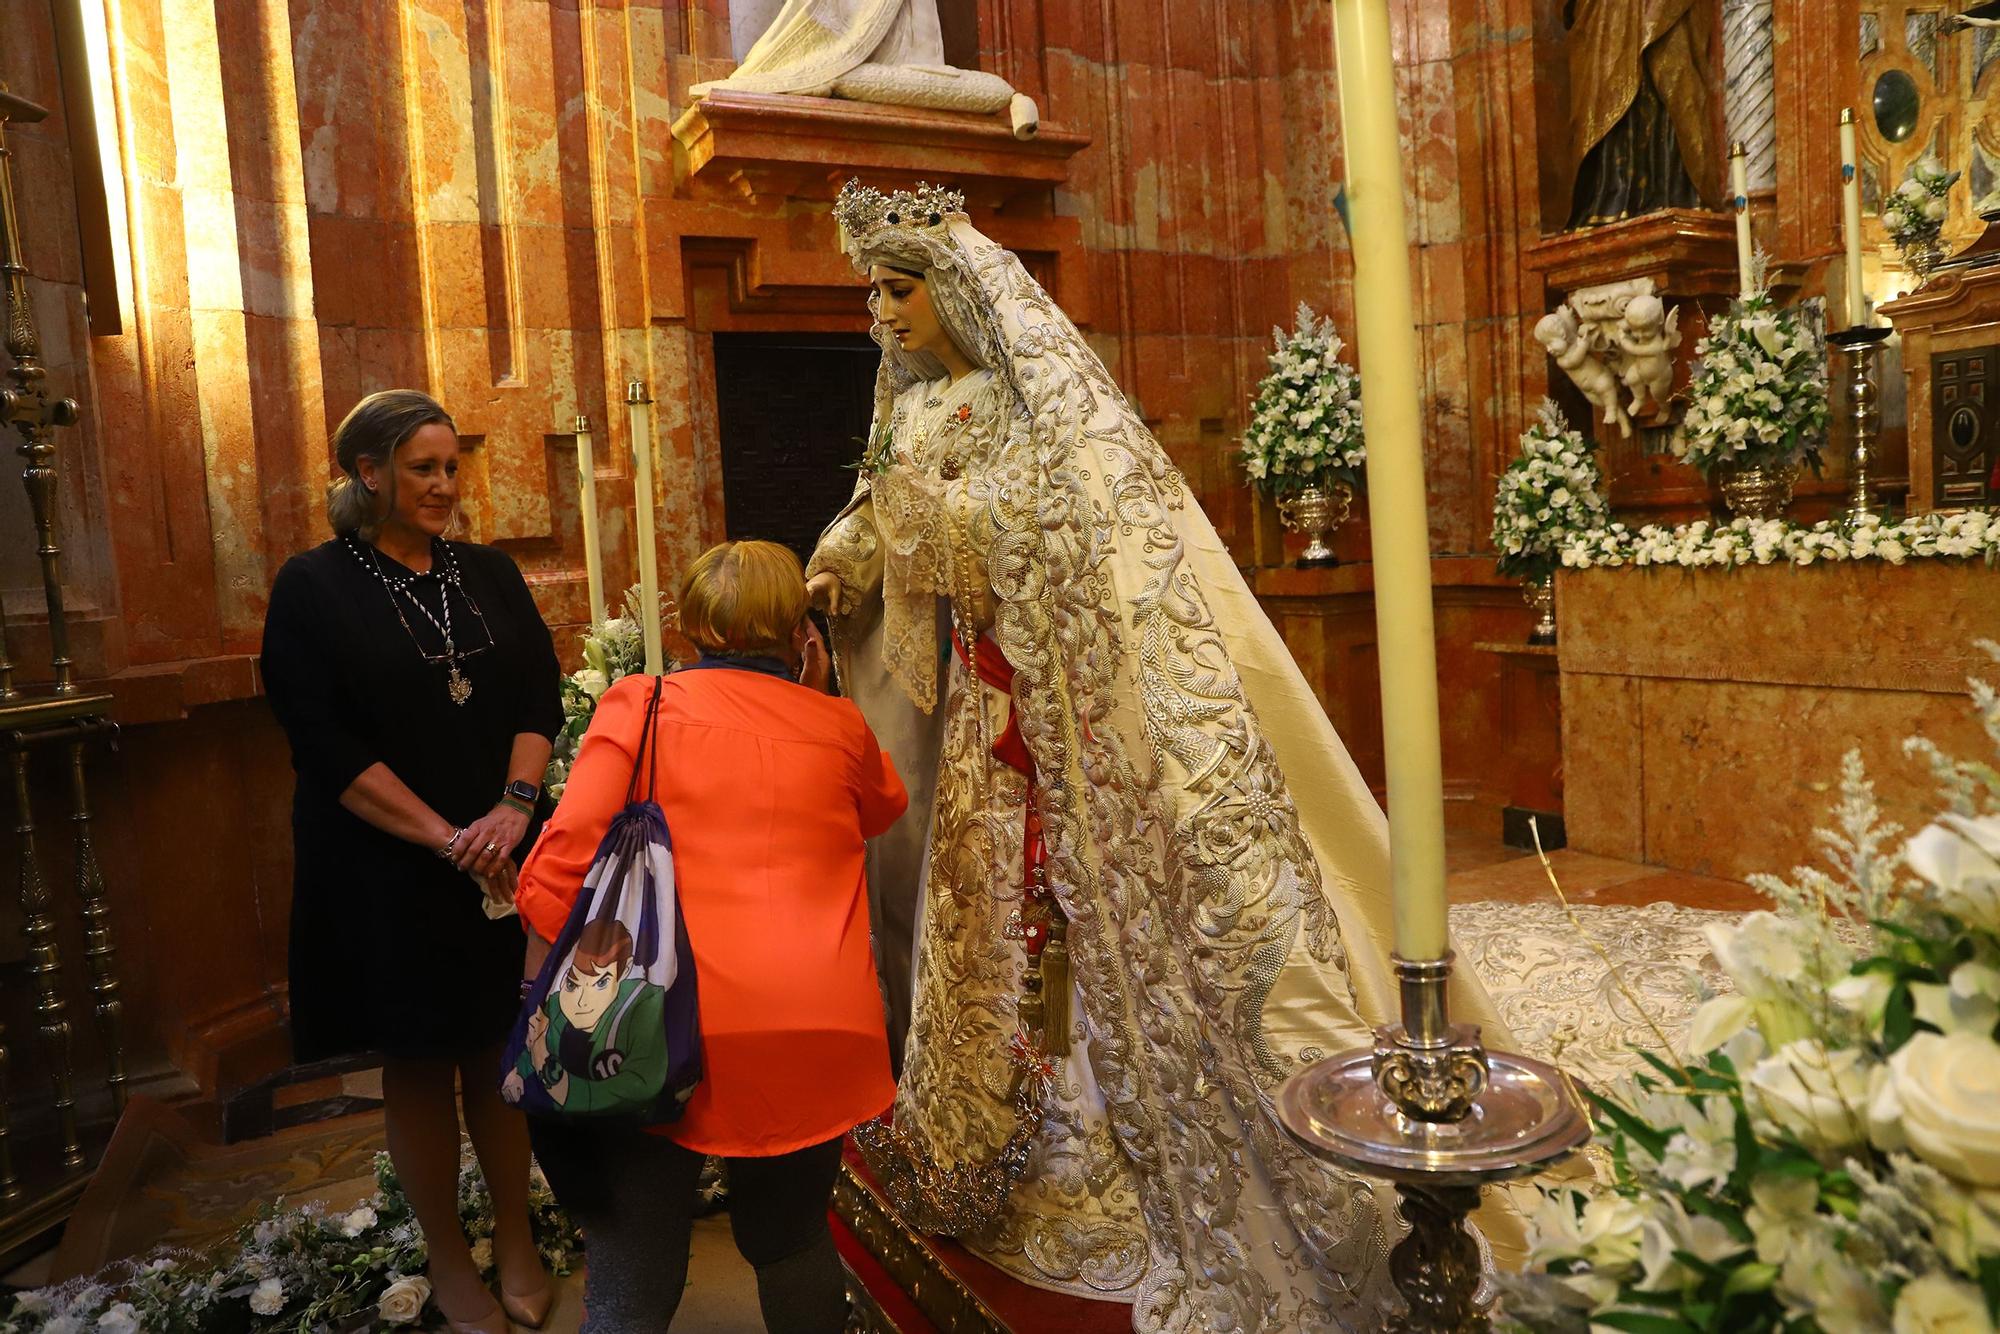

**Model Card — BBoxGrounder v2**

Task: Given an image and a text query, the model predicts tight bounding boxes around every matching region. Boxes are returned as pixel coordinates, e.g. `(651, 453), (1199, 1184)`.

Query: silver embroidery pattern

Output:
(823, 210), (1393, 1331)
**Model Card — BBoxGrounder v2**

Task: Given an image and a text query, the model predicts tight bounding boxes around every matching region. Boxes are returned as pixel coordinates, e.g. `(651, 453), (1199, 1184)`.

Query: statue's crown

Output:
(834, 180), (965, 244)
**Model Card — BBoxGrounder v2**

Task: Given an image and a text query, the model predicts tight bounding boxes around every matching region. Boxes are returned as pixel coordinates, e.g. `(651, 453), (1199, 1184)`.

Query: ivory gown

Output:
(810, 182), (1519, 1332)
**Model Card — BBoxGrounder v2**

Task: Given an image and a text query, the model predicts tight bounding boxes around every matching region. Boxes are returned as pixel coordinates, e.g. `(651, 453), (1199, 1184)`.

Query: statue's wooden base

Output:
(830, 1140), (1132, 1333)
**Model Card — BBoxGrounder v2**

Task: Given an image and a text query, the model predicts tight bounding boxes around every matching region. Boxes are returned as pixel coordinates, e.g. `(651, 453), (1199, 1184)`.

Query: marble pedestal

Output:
(1556, 562), (2000, 886)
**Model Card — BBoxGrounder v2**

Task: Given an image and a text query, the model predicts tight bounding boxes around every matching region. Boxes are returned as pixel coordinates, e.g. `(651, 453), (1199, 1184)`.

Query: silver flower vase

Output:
(1523, 578), (1556, 646)
(1718, 462), (1801, 522)
(1901, 232), (1947, 285)
(1275, 482), (1353, 568)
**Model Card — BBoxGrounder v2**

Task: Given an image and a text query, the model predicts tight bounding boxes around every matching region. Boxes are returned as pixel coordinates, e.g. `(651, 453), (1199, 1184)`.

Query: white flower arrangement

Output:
(545, 584), (680, 799)
(1673, 284), (1830, 479)
(1492, 402), (1611, 585)
(0, 1147), (581, 1333)
(1501, 642), (2000, 1334)
(1556, 510), (2000, 571)
(1882, 156), (1959, 249)
(1240, 302), (1366, 494)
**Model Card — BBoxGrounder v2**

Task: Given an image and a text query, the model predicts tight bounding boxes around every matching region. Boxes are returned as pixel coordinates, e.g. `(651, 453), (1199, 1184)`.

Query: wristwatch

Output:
(501, 780), (540, 814)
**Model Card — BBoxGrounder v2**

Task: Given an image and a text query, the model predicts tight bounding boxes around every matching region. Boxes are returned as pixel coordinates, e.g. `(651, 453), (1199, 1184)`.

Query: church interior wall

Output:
(0, 0), (1872, 1102)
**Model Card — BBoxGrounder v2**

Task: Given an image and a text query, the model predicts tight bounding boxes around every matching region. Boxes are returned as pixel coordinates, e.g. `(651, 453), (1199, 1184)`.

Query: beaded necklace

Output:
(346, 536), (487, 706)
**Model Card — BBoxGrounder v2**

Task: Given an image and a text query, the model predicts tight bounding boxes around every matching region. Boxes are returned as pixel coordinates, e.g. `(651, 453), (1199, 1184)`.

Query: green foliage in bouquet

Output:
(1, 1148), (582, 1332)
(545, 584), (680, 799)
(1501, 642), (2000, 1334)
(1240, 303), (1366, 496)
(1882, 157), (1958, 250)
(1672, 277), (1830, 481)
(1492, 401), (1611, 585)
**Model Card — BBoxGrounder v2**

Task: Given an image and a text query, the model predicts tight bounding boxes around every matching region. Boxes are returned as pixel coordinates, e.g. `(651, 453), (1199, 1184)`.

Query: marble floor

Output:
(14, 840), (1766, 1330)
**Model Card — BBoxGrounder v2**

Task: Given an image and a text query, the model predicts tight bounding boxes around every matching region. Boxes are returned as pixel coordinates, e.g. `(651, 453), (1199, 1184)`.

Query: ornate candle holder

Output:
(1828, 325), (1893, 527)
(1277, 954), (1590, 1332)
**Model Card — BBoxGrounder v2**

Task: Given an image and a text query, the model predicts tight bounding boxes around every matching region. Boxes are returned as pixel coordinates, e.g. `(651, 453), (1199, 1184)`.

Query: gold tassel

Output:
(1040, 927), (1071, 1050)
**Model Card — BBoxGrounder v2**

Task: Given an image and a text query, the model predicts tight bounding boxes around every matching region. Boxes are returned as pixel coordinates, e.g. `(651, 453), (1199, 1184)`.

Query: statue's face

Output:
(869, 264), (948, 360)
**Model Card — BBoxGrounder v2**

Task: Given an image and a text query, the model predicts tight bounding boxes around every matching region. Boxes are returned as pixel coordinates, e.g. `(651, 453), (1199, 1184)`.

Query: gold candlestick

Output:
(0, 88), (81, 696)
(1829, 325), (1892, 526)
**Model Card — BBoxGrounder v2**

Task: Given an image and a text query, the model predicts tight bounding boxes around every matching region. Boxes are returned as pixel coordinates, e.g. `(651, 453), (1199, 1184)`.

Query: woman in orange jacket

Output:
(515, 540), (907, 1334)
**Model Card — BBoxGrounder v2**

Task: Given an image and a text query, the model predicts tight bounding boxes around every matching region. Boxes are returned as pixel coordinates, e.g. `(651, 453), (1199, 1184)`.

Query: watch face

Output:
(508, 781), (540, 802)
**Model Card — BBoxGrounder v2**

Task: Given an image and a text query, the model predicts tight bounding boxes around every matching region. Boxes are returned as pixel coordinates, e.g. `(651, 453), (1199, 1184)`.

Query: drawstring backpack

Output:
(501, 676), (702, 1121)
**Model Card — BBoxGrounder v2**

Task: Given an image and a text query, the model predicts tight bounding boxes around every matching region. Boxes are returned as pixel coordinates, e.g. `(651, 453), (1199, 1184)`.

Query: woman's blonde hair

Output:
(677, 541), (808, 657)
(326, 389), (455, 537)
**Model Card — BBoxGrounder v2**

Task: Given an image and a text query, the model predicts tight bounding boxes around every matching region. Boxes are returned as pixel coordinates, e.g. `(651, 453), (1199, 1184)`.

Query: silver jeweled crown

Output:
(833, 180), (966, 245)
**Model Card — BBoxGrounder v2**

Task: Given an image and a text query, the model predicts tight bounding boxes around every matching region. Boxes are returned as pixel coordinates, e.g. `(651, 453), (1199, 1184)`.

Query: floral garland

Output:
(1555, 511), (2000, 571)
(1673, 283), (1830, 479)
(1492, 401), (1611, 586)
(1, 1148), (581, 1333)
(1501, 642), (2000, 1333)
(545, 585), (680, 799)
(1239, 302), (1366, 495)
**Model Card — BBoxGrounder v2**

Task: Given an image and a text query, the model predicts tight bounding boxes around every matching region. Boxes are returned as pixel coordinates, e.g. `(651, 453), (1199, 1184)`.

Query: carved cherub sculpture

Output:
(1612, 293), (1681, 418)
(1536, 306), (1632, 437)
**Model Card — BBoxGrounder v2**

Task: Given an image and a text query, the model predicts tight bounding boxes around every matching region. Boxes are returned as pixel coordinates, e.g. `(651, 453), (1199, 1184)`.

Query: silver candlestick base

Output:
(1277, 954), (1591, 1332)
(1828, 325), (1892, 528)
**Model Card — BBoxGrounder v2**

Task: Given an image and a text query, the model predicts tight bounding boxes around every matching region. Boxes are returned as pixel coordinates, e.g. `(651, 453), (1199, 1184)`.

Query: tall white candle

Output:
(574, 414), (608, 627)
(1841, 108), (1868, 327)
(625, 381), (664, 674)
(1731, 142), (1753, 297)
(1331, 0), (1450, 963)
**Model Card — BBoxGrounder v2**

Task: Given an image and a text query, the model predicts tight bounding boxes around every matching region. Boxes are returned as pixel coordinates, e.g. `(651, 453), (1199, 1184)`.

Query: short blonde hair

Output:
(678, 541), (808, 656)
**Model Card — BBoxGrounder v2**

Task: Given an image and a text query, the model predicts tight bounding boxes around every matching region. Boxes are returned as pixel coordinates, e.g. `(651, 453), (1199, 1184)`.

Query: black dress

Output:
(261, 537), (563, 1062)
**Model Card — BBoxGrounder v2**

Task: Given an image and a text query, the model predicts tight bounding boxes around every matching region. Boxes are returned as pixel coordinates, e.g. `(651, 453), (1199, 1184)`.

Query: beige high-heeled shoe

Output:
(443, 1301), (513, 1334)
(433, 1276), (514, 1334)
(500, 1280), (553, 1330)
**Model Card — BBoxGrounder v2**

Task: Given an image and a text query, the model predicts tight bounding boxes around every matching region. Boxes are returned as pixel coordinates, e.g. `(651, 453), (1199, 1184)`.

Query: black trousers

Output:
(529, 1119), (847, 1333)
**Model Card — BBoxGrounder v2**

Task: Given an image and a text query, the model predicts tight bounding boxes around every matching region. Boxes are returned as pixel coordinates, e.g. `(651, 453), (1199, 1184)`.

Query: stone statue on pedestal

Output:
(697, 0), (1040, 139)
(1565, 0), (1722, 227)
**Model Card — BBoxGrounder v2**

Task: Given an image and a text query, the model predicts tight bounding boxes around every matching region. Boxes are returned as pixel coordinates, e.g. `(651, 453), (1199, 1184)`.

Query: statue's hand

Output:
(806, 571), (841, 614)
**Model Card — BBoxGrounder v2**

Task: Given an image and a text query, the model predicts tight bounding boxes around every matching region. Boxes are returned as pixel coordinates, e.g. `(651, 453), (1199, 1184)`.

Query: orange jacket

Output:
(518, 667), (907, 1156)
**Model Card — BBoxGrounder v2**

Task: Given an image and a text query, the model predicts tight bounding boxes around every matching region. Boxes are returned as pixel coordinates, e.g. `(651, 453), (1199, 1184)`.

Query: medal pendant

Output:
(448, 665), (473, 706)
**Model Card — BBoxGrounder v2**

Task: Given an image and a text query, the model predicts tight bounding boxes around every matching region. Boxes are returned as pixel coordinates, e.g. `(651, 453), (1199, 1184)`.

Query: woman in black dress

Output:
(261, 390), (563, 1334)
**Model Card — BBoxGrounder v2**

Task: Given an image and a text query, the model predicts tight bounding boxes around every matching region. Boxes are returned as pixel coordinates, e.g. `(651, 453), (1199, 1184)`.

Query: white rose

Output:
(575, 668), (610, 700)
(1903, 176), (1931, 200)
(95, 1304), (140, 1334)
(1745, 1040), (1874, 1152)
(1871, 1032), (2000, 1186)
(1911, 961), (2000, 1037)
(249, 1277), (285, 1316)
(1907, 815), (2000, 931)
(377, 1275), (433, 1326)
(1893, 1273), (1995, 1334)
(1924, 197), (1951, 223)
(339, 1204), (377, 1238)
(469, 1237), (494, 1272)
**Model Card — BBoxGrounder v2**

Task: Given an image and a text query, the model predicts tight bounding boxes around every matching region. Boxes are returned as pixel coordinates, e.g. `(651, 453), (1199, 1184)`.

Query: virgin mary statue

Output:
(807, 181), (1512, 1331)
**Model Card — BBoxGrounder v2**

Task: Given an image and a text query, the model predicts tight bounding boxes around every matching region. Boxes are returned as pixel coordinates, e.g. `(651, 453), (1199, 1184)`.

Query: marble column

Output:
(1724, 0), (1777, 193)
